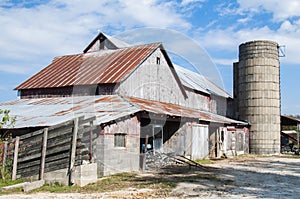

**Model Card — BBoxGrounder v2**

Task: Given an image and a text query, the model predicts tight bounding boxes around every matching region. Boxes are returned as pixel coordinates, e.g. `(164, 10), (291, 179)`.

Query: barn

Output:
(0, 33), (248, 185)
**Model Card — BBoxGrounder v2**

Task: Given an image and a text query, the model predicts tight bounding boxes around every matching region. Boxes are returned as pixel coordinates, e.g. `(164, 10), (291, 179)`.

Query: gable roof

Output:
(83, 32), (130, 53)
(15, 43), (162, 90)
(174, 64), (232, 98)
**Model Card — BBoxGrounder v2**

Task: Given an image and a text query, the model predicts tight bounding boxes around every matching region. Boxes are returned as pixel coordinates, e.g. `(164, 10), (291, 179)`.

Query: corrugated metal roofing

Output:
(0, 95), (245, 129)
(0, 95), (140, 128)
(125, 97), (246, 124)
(16, 43), (161, 90)
(174, 64), (231, 98)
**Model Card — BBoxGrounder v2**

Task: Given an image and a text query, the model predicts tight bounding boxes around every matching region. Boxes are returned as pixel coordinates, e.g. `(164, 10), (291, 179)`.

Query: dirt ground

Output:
(1, 156), (300, 198)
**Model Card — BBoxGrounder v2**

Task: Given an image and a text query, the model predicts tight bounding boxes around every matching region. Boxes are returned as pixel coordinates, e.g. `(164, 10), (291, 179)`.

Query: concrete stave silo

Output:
(234, 40), (281, 154)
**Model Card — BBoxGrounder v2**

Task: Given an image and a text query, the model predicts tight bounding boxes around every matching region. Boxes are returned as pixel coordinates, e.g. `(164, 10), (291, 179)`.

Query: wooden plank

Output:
(47, 126), (74, 140)
(19, 131), (73, 156)
(18, 159), (82, 178)
(40, 128), (48, 180)
(17, 152), (70, 170)
(47, 117), (80, 131)
(18, 144), (71, 163)
(89, 121), (93, 162)
(21, 126), (73, 146)
(2, 141), (8, 180)
(12, 136), (20, 180)
(18, 158), (82, 177)
(19, 129), (44, 141)
(80, 116), (96, 126)
(18, 138), (84, 164)
(69, 117), (79, 185)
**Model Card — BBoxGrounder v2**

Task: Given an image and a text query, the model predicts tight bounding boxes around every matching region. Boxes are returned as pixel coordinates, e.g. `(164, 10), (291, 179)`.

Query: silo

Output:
(234, 40), (281, 154)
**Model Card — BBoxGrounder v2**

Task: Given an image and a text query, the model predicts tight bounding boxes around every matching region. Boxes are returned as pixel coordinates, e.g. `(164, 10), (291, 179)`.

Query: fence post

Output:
(89, 121), (93, 162)
(2, 141), (8, 180)
(12, 136), (20, 180)
(69, 117), (79, 185)
(40, 128), (48, 180)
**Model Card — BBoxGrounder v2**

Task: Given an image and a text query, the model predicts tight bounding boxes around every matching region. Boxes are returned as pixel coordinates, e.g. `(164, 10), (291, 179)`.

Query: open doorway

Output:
(140, 124), (163, 153)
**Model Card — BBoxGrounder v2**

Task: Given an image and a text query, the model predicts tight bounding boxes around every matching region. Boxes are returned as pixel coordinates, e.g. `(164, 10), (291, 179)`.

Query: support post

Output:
(40, 128), (48, 180)
(2, 141), (8, 180)
(12, 136), (20, 181)
(89, 121), (93, 162)
(69, 117), (79, 186)
(297, 123), (300, 151)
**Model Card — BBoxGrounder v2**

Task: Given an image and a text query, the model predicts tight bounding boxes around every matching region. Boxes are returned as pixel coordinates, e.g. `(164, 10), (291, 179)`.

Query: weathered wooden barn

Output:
(0, 32), (248, 185)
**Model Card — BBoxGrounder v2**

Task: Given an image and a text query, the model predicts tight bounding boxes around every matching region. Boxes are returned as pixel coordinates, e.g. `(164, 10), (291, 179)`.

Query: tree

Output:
(0, 109), (16, 138)
(0, 109), (16, 181)
(0, 109), (15, 128)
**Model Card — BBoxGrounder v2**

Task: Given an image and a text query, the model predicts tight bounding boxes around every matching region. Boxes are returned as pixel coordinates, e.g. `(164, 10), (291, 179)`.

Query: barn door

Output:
(191, 124), (208, 160)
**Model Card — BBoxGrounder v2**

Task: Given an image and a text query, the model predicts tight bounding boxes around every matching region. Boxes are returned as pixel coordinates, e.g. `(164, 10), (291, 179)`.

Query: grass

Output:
(0, 178), (25, 188)
(0, 178), (26, 194)
(194, 159), (214, 164)
(30, 172), (176, 195)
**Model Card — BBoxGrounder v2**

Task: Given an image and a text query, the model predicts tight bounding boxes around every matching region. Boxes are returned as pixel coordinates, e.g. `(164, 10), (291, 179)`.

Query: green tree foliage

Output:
(0, 109), (15, 129)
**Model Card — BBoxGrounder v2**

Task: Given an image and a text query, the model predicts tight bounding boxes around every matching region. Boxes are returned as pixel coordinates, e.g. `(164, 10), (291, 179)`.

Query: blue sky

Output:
(0, 0), (300, 114)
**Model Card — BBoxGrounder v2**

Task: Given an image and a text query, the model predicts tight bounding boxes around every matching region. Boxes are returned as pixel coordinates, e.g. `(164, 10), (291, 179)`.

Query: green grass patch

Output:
(0, 178), (25, 189)
(31, 172), (176, 194)
(194, 159), (214, 164)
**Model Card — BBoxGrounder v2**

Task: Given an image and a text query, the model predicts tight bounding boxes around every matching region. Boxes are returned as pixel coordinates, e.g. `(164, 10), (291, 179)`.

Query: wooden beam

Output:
(297, 123), (300, 150)
(39, 128), (48, 180)
(12, 136), (20, 180)
(2, 141), (8, 180)
(69, 117), (79, 186)
(89, 121), (93, 162)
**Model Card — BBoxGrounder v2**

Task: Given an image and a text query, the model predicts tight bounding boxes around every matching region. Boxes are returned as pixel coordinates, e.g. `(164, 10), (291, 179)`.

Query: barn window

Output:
(156, 57), (160, 65)
(114, 134), (126, 147)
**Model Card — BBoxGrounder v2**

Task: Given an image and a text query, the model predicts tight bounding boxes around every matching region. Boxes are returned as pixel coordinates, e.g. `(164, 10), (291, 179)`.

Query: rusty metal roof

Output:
(0, 95), (246, 129)
(0, 95), (140, 128)
(125, 97), (246, 124)
(16, 43), (161, 90)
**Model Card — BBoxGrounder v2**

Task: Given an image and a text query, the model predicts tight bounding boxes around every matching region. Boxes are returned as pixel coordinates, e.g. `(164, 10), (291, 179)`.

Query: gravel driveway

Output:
(1, 156), (299, 199)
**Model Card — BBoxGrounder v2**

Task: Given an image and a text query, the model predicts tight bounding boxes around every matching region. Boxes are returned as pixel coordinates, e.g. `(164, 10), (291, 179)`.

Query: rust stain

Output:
(126, 97), (212, 120)
(94, 96), (122, 103)
(55, 105), (83, 116)
(15, 43), (161, 90)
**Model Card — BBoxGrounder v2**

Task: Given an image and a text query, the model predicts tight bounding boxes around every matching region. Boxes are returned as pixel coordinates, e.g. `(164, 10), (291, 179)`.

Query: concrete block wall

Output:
(95, 116), (140, 176)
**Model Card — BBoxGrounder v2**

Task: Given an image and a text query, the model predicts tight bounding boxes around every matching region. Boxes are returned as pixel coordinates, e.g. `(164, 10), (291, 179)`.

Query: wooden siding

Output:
(210, 94), (228, 116)
(116, 48), (186, 105)
(184, 89), (210, 111)
(4, 117), (95, 180)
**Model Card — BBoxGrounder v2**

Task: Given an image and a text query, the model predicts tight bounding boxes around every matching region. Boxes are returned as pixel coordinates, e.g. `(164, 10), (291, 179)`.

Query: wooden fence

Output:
(2, 116), (96, 184)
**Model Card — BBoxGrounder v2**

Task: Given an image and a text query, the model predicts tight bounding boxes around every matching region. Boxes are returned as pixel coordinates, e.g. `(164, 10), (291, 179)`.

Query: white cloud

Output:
(181, 0), (206, 6)
(197, 21), (300, 65)
(237, 0), (300, 21)
(0, 0), (193, 75)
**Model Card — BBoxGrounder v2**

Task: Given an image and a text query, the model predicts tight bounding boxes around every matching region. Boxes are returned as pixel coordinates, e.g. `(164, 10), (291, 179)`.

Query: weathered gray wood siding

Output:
(184, 89), (210, 111)
(116, 48), (185, 105)
(95, 116), (140, 176)
(210, 94), (227, 116)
